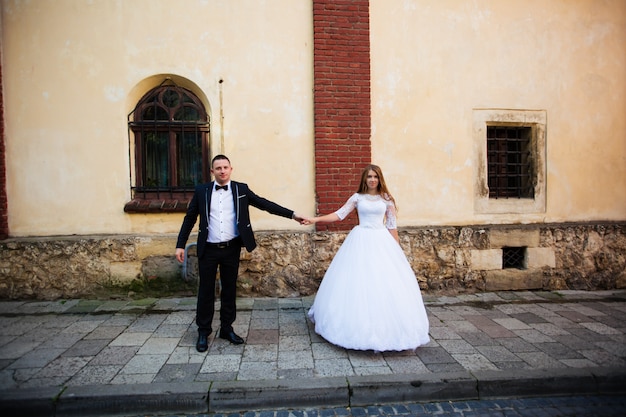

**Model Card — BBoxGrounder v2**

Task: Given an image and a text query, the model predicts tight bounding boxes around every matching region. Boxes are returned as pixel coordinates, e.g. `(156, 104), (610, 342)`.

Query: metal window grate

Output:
(487, 126), (534, 199)
(502, 247), (526, 269)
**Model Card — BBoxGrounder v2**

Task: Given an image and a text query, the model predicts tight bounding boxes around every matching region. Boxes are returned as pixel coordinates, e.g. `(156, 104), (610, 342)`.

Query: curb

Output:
(210, 376), (350, 412)
(0, 383), (208, 417)
(210, 367), (626, 413)
(59, 382), (209, 417)
(0, 386), (59, 417)
(347, 372), (477, 408)
(2, 367), (625, 416)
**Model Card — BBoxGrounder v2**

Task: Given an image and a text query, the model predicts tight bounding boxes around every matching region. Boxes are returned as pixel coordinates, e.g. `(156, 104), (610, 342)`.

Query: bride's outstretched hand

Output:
(301, 216), (316, 225)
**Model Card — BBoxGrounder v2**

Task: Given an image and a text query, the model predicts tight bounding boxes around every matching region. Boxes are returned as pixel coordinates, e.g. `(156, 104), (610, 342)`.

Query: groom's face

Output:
(211, 159), (233, 185)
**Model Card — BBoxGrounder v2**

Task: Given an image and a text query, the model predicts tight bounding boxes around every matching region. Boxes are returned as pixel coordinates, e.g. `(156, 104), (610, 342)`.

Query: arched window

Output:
(125, 80), (209, 212)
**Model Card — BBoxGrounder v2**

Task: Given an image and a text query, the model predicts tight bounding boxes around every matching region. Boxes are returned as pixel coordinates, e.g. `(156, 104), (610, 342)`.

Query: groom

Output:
(175, 154), (305, 352)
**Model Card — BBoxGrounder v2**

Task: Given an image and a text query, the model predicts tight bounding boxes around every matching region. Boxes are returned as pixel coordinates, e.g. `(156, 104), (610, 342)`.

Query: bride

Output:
(305, 164), (430, 352)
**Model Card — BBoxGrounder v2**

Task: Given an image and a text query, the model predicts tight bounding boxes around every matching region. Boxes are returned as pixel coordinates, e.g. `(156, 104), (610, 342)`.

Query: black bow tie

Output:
(215, 184), (228, 191)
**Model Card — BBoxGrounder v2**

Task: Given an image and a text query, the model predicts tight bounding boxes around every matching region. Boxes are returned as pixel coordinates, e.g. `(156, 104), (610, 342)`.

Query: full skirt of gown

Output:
(308, 225), (430, 351)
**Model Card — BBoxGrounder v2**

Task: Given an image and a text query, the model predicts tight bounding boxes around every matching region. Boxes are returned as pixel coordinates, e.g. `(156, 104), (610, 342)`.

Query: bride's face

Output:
(366, 170), (379, 192)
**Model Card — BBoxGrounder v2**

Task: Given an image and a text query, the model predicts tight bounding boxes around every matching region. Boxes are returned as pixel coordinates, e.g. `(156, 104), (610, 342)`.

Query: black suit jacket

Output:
(176, 181), (294, 256)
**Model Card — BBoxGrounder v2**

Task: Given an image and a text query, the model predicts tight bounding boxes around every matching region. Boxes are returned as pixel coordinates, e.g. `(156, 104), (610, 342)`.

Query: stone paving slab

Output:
(0, 290), (625, 416)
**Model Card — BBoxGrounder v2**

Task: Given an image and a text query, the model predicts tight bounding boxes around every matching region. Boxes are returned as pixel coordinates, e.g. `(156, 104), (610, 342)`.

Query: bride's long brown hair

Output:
(356, 164), (397, 210)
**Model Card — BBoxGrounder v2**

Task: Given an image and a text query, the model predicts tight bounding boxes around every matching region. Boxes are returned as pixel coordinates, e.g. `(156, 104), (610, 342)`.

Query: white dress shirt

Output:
(208, 182), (237, 243)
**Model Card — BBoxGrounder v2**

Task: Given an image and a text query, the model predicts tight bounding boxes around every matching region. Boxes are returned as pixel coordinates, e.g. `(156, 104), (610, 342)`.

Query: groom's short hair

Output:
(211, 154), (230, 166)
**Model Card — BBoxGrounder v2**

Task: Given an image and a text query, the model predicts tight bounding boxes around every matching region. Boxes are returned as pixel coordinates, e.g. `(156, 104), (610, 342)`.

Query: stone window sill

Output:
(124, 198), (191, 213)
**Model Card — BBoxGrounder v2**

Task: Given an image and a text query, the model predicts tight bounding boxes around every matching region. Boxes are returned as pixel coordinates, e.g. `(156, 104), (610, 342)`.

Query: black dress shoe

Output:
(218, 329), (244, 344)
(196, 333), (209, 352)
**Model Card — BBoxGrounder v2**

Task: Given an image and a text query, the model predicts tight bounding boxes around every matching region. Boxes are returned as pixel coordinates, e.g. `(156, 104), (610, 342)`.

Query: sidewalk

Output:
(0, 290), (625, 416)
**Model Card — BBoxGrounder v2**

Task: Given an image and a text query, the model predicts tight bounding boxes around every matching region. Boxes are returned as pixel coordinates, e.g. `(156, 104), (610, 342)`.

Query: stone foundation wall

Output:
(0, 222), (624, 300)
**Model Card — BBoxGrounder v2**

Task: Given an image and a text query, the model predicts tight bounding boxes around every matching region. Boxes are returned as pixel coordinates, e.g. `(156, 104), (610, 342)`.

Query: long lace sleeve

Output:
(334, 193), (359, 220)
(384, 197), (397, 229)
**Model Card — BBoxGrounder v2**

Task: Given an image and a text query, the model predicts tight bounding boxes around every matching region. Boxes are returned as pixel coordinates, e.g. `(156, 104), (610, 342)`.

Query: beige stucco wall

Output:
(1, 0), (315, 237)
(2, 0), (625, 239)
(370, 0), (626, 226)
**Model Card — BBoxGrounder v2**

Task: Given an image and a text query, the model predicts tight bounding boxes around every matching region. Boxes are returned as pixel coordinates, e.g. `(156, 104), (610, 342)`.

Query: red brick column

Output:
(313, 0), (371, 231)
(0, 55), (7, 239)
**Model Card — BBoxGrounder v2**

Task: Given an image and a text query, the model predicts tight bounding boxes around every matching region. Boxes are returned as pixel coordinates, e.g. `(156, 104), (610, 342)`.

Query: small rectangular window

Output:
(473, 109), (546, 215)
(487, 126), (533, 199)
(502, 246), (526, 269)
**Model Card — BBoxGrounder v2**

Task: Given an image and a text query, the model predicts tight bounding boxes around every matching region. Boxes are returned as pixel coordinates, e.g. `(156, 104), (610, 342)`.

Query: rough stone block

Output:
(109, 261), (142, 284)
(485, 270), (543, 291)
(526, 247), (556, 268)
(617, 270), (626, 289)
(490, 229), (540, 248)
(470, 249), (502, 270)
(136, 236), (176, 257)
(142, 256), (181, 280)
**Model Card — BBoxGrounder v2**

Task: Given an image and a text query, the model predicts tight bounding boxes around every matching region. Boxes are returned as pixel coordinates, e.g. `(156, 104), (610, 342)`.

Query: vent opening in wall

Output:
(503, 247), (526, 269)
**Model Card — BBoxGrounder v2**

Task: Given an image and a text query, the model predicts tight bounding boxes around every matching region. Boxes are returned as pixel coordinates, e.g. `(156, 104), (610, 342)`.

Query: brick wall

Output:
(313, 0), (371, 231)
(0, 55), (7, 239)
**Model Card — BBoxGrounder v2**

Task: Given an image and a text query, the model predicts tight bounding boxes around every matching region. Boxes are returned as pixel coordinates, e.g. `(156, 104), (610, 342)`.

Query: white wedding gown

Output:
(308, 193), (430, 351)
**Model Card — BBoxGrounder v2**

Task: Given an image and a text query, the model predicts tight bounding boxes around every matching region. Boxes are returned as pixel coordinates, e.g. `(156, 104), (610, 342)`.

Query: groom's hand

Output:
(292, 212), (306, 224)
(175, 248), (185, 263)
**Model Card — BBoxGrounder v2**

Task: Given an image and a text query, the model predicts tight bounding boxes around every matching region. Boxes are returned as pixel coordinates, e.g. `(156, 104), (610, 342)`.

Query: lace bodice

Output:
(335, 193), (397, 229)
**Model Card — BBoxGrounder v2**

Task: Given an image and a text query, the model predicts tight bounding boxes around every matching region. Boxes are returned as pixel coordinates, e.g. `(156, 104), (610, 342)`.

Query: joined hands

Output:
(293, 213), (316, 225)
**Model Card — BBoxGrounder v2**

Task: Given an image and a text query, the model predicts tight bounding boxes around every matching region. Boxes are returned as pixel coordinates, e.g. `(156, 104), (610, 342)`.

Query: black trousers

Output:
(196, 239), (242, 336)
